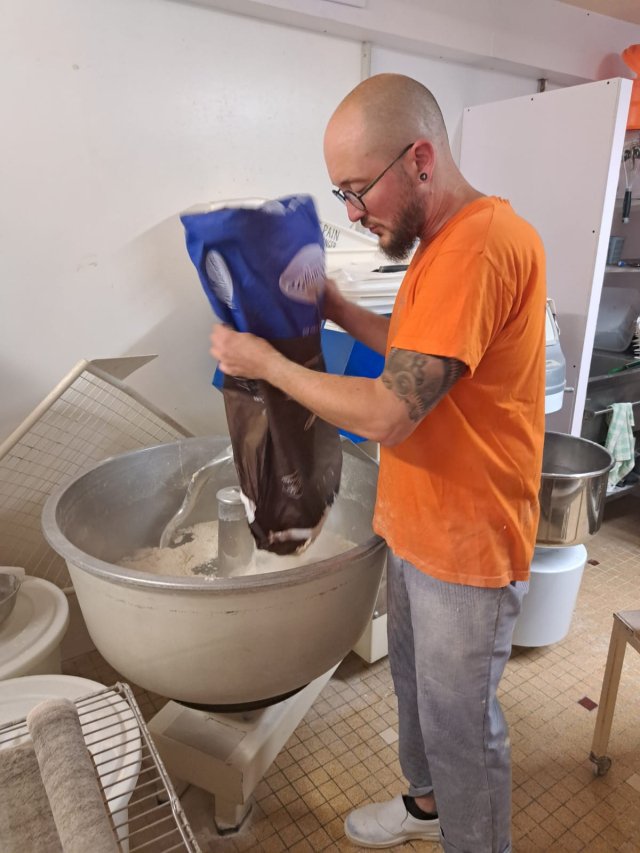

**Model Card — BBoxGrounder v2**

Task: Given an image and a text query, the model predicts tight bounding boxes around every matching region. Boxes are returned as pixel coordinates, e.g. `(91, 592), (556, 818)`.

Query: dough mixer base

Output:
(148, 665), (338, 833)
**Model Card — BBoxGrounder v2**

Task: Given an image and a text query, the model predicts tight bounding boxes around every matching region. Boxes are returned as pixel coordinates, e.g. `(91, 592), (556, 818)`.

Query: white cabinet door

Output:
(460, 78), (632, 435)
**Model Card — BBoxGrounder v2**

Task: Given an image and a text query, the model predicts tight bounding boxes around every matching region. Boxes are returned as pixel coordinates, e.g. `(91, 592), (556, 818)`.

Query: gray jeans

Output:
(386, 552), (527, 853)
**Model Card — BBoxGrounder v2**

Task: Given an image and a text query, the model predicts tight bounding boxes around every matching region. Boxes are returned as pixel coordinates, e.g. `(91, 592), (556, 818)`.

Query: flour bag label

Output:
(181, 195), (326, 337)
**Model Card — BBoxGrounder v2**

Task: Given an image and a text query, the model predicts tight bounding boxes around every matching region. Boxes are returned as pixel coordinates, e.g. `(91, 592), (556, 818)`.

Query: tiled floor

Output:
(63, 495), (640, 852)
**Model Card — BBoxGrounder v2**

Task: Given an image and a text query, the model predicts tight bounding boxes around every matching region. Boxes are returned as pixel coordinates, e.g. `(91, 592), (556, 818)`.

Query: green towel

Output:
(605, 402), (636, 489)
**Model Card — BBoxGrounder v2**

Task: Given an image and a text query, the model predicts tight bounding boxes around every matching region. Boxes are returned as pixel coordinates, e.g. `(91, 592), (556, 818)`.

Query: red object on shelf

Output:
(622, 45), (640, 130)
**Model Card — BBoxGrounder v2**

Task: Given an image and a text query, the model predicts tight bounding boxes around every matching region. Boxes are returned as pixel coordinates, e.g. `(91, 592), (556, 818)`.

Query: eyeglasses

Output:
(332, 142), (414, 212)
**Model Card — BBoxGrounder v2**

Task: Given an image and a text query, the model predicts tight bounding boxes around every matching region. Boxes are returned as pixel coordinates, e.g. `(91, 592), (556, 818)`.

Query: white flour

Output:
(120, 522), (220, 578)
(120, 521), (355, 580)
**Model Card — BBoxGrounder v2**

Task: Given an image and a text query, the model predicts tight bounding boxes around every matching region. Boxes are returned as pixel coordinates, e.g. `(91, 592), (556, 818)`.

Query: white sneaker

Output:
(344, 794), (441, 848)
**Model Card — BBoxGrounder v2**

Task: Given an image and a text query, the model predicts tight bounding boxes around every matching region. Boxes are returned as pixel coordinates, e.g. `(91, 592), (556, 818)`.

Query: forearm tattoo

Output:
(381, 348), (466, 422)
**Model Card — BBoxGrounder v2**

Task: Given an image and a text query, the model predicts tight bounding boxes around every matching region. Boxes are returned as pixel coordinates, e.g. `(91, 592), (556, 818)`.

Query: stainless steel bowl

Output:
(537, 431), (613, 547)
(0, 574), (21, 627)
(42, 436), (386, 708)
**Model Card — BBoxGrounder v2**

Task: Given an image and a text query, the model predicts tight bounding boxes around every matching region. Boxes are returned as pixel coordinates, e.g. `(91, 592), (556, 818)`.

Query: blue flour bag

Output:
(181, 196), (342, 556)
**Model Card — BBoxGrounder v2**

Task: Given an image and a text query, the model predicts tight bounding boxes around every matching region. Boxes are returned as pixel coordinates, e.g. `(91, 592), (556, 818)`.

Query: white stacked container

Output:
(322, 221), (406, 325)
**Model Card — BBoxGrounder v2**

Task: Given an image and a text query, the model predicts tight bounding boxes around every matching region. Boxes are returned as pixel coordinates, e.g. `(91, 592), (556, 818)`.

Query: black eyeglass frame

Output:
(331, 142), (415, 212)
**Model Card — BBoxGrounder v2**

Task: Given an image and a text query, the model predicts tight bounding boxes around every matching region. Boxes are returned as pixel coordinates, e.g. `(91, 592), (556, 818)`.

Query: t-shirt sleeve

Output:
(389, 250), (514, 376)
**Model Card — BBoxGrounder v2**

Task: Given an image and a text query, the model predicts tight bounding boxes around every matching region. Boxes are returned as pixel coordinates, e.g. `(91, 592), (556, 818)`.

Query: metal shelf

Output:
(0, 683), (201, 853)
(606, 481), (640, 502)
(605, 266), (640, 273)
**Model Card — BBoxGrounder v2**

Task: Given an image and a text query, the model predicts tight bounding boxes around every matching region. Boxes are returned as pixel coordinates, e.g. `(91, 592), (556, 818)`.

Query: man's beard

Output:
(377, 187), (423, 262)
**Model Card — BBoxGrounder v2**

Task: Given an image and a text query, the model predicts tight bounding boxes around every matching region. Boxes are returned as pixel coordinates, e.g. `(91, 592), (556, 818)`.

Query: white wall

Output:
(371, 47), (543, 162)
(0, 0), (360, 439)
(2, 0), (634, 444)
(193, 0), (640, 85)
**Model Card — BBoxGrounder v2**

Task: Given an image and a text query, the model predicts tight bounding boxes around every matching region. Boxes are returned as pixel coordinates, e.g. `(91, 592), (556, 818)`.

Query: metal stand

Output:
(148, 665), (338, 833)
(589, 610), (640, 776)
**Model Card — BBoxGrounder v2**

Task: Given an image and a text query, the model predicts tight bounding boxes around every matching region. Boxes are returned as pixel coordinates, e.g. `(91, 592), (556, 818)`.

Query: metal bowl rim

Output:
(41, 438), (386, 592)
(541, 430), (614, 480)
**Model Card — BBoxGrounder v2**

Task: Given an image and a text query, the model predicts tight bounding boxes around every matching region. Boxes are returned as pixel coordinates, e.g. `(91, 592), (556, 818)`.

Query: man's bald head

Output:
(325, 73), (449, 161)
(324, 74), (481, 251)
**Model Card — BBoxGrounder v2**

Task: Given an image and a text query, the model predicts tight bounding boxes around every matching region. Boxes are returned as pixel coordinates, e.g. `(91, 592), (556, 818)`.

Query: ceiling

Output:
(559, 0), (640, 25)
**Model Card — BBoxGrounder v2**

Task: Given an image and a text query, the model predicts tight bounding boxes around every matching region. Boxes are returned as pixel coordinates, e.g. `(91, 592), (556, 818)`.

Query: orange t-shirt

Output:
(373, 196), (546, 588)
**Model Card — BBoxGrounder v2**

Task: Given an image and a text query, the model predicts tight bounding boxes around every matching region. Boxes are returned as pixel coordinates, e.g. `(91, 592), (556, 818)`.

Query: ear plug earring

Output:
(419, 172), (428, 182)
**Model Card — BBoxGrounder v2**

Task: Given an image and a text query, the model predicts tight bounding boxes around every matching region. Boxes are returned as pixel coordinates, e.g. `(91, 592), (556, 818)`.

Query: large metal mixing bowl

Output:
(537, 431), (613, 547)
(42, 436), (386, 708)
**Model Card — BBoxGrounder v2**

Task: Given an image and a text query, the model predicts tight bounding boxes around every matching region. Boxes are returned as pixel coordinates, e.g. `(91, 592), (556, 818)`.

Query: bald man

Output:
(211, 74), (546, 853)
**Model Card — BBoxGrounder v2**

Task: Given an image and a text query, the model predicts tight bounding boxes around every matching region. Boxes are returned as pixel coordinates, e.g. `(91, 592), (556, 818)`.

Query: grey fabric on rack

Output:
(0, 739), (63, 853)
(27, 697), (120, 853)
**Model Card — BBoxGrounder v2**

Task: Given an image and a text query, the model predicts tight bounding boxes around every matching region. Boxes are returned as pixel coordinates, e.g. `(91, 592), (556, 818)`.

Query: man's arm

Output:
(323, 278), (390, 356)
(381, 348), (467, 428)
(210, 326), (465, 445)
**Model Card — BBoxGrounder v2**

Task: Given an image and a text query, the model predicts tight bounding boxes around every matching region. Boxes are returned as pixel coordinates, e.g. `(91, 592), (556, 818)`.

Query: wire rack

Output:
(0, 357), (192, 589)
(0, 682), (201, 853)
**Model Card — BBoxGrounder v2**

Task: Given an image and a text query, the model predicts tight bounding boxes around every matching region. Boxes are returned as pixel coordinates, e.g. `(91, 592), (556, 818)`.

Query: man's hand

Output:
(322, 277), (347, 324)
(210, 324), (282, 380)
